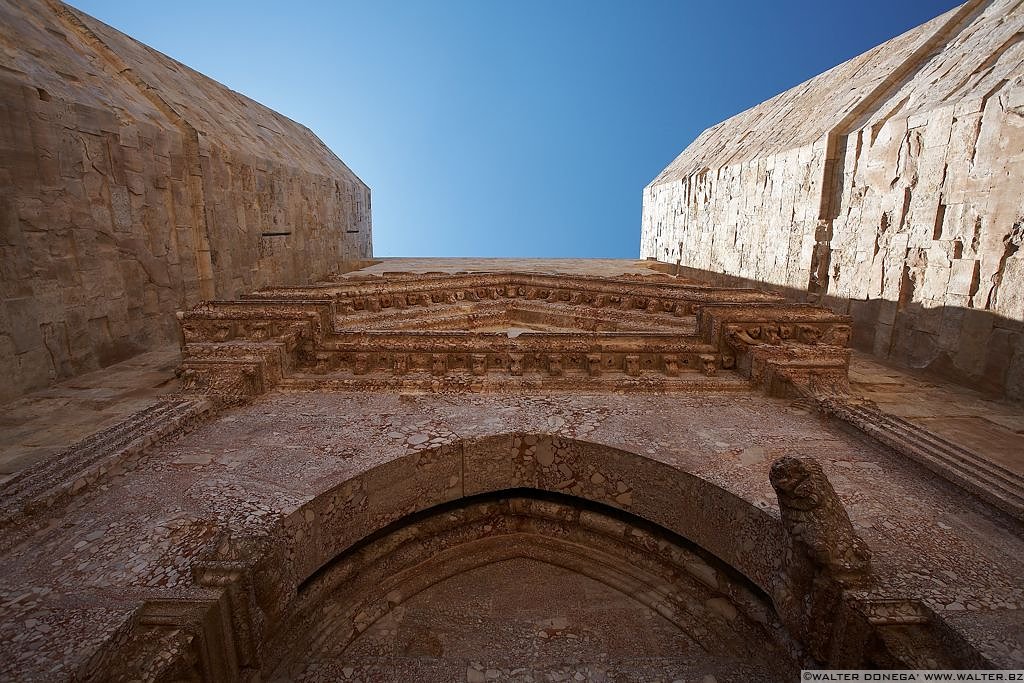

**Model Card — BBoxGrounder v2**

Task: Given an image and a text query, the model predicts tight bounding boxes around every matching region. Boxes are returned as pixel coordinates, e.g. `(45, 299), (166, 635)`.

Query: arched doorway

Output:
(94, 434), (955, 680)
(268, 490), (803, 680)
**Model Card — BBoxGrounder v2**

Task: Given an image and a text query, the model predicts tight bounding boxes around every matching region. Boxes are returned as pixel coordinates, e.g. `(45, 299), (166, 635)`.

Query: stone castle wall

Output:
(0, 0), (371, 403)
(641, 0), (1024, 399)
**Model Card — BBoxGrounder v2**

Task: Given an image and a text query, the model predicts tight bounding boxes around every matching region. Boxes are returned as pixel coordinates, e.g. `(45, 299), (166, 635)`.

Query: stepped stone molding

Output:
(0, 0), (371, 403)
(817, 395), (1024, 521)
(176, 271), (854, 398)
(642, 0), (1024, 399)
(0, 396), (214, 539)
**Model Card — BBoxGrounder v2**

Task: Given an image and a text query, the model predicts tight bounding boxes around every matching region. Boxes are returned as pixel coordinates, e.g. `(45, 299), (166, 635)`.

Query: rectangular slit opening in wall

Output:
(261, 231), (291, 237)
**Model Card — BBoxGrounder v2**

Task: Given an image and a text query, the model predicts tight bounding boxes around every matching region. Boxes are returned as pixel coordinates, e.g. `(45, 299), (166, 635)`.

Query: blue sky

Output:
(70, 0), (961, 258)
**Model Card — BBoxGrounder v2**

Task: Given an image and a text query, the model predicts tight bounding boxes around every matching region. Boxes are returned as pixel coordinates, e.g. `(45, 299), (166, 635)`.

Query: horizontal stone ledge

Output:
(318, 334), (716, 353)
(241, 272), (785, 302)
(278, 373), (754, 393)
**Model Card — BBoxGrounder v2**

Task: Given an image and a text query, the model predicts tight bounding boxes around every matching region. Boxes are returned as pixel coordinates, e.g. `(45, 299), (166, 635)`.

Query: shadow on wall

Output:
(651, 261), (1024, 401)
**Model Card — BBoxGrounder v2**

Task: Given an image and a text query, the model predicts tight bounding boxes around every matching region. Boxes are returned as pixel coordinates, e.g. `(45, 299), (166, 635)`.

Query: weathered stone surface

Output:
(641, 0), (1024, 399)
(173, 265), (851, 400)
(0, 0), (372, 403)
(2, 384), (1022, 677)
(2, 0), (1023, 674)
(0, 259), (1022, 679)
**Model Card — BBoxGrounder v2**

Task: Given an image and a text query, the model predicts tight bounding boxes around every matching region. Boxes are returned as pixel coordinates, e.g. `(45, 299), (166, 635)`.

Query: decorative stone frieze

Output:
(177, 271), (852, 399)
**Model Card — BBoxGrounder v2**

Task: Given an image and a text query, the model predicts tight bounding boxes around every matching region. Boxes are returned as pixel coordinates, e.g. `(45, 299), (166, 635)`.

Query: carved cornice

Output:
(242, 271), (783, 305)
(176, 272), (852, 399)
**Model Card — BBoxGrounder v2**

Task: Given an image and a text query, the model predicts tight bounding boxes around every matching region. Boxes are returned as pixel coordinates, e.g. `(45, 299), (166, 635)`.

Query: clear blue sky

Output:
(70, 0), (961, 258)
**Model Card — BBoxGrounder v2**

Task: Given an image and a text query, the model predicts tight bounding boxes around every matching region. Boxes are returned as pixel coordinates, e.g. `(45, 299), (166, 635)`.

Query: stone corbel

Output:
(178, 359), (271, 404)
(393, 353), (409, 375)
(745, 344), (851, 398)
(191, 533), (266, 672)
(769, 456), (873, 665)
(90, 594), (247, 682)
(352, 353), (370, 375)
(92, 531), (269, 681)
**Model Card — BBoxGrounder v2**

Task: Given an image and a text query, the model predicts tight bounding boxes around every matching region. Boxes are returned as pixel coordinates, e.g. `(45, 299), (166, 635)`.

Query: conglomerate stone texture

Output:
(2, 389), (1023, 679)
(0, 346), (180, 483)
(1, 259), (1022, 680)
(641, 0), (1024, 399)
(326, 556), (743, 681)
(0, 0), (372, 403)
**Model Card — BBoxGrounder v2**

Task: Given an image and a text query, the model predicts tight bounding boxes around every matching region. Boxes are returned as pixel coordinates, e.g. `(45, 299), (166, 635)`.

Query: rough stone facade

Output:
(641, 0), (1024, 399)
(2, 0), (1024, 679)
(1, 259), (1022, 680)
(0, 0), (372, 403)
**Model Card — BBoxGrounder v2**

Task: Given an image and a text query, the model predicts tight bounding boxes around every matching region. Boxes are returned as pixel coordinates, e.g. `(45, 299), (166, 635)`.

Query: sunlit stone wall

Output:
(0, 0), (371, 402)
(642, 0), (1024, 398)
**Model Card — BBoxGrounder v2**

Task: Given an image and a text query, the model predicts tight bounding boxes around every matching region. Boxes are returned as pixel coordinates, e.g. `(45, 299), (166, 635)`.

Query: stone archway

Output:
(266, 490), (804, 681)
(258, 433), (789, 610)
(93, 434), (958, 680)
(215, 434), (812, 680)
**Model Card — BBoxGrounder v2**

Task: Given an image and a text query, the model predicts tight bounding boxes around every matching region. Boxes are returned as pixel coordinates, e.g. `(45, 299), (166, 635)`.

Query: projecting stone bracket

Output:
(190, 533), (267, 672)
(769, 455), (875, 665)
(692, 303), (854, 397)
(745, 343), (852, 398)
(178, 360), (269, 402)
(765, 450), (1019, 667)
(78, 596), (242, 682)
(81, 532), (270, 682)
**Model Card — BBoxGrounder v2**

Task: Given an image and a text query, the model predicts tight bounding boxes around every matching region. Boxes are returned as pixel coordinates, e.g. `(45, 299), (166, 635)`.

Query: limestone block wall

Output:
(641, 0), (1024, 399)
(0, 0), (371, 403)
